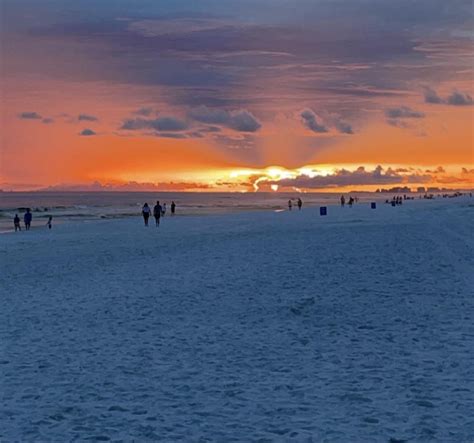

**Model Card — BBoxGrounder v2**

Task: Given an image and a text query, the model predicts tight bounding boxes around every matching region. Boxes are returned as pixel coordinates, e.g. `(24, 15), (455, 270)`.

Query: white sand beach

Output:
(1, 197), (473, 441)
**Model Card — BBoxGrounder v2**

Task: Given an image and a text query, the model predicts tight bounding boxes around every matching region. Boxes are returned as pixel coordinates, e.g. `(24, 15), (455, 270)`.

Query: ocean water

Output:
(0, 191), (391, 232)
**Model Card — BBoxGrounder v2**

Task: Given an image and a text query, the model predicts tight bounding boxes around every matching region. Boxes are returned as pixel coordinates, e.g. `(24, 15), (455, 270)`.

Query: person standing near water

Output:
(24, 209), (32, 230)
(297, 198), (303, 210)
(340, 195), (345, 207)
(153, 200), (162, 227)
(142, 203), (151, 226)
(162, 202), (167, 217)
(46, 215), (53, 229)
(288, 200), (292, 211)
(14, 214), (21, 232)
(171, 201), (176, 215)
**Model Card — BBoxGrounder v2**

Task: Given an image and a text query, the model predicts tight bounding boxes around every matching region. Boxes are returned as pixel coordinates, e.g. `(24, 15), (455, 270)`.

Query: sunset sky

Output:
(1, 0), (473, 192)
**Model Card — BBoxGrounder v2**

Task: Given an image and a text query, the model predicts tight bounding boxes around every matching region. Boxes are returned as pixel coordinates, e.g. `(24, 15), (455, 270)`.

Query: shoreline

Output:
(2, 195), (472, 237)
(1, 190), (470, 234)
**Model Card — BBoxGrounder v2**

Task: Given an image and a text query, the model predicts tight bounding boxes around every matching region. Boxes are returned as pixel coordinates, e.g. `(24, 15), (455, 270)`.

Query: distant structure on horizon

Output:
(376, 186), (469, 193)
(376, 186), (412, 193)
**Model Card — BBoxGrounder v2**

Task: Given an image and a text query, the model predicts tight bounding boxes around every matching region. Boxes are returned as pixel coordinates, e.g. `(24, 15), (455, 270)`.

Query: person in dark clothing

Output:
(171, 201), (176, 215)
(153, 200), (162, 227)
(348, 197), (354, 207)
(46, 215), (53, 229)
(24, 209), (32, 230)
(297, 198), (303, 210)
(14, 214), (21, 232)
(340, 195), (345, 207)
(288, 199), (292, 211)
(142, 203), (151, 226)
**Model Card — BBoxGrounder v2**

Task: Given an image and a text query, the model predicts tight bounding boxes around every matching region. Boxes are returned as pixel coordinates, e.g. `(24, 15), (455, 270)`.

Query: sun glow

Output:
(220, 163), (473, 193)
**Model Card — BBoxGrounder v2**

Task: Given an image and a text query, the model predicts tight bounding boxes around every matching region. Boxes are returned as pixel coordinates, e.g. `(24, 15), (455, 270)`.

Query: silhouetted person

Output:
(153, 200), (162, 227)
(142, 203), (151, 226)
(297, 198), (302, 210)
(171, 201), (176, 215)
(24, 209), (32, 230)
(340, 195), (345, 207)
(14, 214), (21, 232)
(348, 197), (354, 207)
(162, 202), (167, 217)
(288, 200), (292, 211)
(46, 215), (53, 229)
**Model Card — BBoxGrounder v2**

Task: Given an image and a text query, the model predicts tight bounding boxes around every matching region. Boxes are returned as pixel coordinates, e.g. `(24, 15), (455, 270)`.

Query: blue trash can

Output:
(320, 206), (327, 216)
(371, 202), (376, 209)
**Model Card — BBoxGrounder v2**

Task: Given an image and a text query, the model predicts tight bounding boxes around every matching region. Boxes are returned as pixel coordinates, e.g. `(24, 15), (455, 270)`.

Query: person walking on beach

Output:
(142, 203), (151, 226)
(297, 198), (303, 210)
(288, 199), (292, 211)
(46, 215), (53, 229)
(162, 202), (167, 217)
(24, 209), (32, 230)
(340, 195), (345, 207)
(348, 197), (354, 207)
(153, 200), (162, 227)
(14, 214), (21, 232)
(171, 201), (176, 215)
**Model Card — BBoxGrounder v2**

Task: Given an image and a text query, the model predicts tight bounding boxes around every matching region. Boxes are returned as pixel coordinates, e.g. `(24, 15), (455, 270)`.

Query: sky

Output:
(1, 0), (473, 192)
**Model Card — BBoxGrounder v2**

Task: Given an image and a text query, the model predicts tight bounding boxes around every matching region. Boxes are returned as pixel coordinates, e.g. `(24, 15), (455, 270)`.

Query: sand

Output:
(1, 197), (473, 441)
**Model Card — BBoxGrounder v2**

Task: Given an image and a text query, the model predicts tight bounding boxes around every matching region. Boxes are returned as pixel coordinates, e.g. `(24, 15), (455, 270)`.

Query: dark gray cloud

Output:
(19, 111), (42, 120)
(228, 110), (261, 132)
(385, 106), (425, 128)
(80, 128), (96, 136)
(121, 116), (188, 131)
(42, 117), (54, 124)
(300, 109), (328, 133)
(447, 90), (473, 106)
(385, 106), (425, 119)
(424, 87), (443, 104)
(424, 87), (473, 106)
(334, 120), (354, 134)
(78, 114), (98, 122)
(188, 106), (261, 132)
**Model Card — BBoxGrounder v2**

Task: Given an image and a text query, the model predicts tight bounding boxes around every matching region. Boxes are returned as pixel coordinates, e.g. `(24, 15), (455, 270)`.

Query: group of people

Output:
(142, 200), (176, 227)
(388, 196), (404, 205)
(340, 195), (358, 207)
(288, 198), (303, 211)
(13, 209), (53, 232)
(289, 196), (364, 210)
